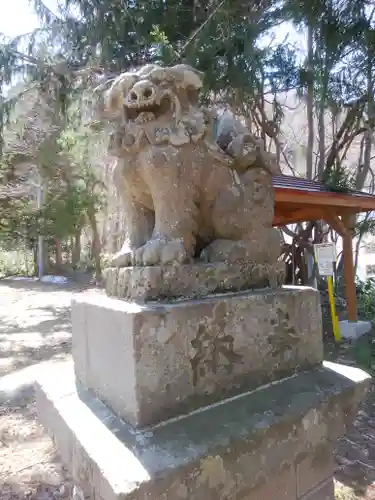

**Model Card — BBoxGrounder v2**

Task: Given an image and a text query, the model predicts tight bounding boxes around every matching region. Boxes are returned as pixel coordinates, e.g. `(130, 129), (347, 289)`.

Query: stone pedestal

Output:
(72, 287), (322, 427)
(36, 286), (371, 500)
(104, 261), (286, 301)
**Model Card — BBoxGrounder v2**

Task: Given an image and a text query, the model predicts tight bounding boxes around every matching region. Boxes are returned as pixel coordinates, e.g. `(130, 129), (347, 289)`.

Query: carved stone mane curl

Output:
(104, 64), (215, 153)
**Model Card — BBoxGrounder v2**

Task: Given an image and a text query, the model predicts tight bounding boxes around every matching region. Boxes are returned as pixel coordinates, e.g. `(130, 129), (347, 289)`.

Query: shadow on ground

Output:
(0, 276), (100, 293)
(0, 280), (85, 498)
(0, 302), (72, 377)
(326, 335), (375, 499)
(0, 279), (102, 377)
(0, 304), (71, 335)
(0, 384), (73, 500)
(334, 384), (375, 499)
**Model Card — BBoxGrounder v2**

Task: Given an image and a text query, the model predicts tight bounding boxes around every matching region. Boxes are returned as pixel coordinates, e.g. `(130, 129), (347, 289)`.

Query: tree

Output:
(58, 116), (107, 278)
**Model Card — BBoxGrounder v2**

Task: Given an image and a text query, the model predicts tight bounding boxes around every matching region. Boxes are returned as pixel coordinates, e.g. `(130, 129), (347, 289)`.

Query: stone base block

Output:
(72, 287), (323, 428)
(339, 320), (372, 340)
(36, 361), (370, 500)
(104, 261), (286, 301)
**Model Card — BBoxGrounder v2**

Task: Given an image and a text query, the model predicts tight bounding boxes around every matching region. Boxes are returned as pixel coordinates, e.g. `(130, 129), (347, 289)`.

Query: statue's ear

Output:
(149, 64), (203, 90)
(104, 73), (138, 113)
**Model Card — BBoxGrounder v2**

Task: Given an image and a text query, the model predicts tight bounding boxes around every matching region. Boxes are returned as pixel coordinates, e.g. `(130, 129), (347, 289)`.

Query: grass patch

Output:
(348, 330), (375, 373)
(324, 326), (375, 375)
(335, 481), (359, 500)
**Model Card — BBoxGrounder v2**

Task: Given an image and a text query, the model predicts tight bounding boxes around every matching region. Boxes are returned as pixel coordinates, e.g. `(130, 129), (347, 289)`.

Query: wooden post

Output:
(342, 216), (357, 322)
(324, 213), (358, 322)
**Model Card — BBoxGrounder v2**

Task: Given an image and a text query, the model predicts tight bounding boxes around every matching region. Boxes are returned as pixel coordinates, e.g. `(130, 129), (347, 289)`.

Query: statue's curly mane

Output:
(105, 64), (203, 118)
(105, 64), (216, 154)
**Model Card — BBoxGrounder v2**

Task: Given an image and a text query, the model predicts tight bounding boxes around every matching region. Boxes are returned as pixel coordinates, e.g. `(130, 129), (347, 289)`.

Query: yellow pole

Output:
(327, 275), (341, 342)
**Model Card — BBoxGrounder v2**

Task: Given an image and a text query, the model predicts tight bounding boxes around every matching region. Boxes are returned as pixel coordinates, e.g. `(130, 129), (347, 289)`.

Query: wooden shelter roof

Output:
(271, 174), (375, 323)
(272, 174), (375, 227)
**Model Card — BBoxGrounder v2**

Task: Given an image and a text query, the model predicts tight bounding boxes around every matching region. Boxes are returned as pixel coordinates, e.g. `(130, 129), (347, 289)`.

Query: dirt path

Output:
(331, 341), (375, 499)
(0, 279), (374, 499)
(0, 279), (100, 500)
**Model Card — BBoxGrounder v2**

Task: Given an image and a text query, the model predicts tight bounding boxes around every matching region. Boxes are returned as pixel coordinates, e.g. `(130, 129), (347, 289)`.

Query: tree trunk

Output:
(87, 206), (102, 280)
(0, 83), (3, 157)
(72, 229), (82, 269)
(55, 238), (63, 269)
(354, 230), (363, 278)
(356, 59), (373, 190)
(317, 52), (329, 178)
(353, 54), (374, 261)
(32, 244), (38, 276)
(306, 24), (314, 180)
(256, 69), (266, 148)
(317, 104), (325, 178)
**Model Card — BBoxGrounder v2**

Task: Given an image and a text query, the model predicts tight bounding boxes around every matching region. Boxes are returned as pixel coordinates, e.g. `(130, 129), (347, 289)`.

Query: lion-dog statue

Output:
(105, 64), (281, 268)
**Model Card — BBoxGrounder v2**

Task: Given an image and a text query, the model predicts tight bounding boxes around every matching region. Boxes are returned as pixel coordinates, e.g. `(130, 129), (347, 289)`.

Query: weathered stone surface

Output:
(35, 361), (370, 500)
(245, 467), (297, 499)
(72, 287), (323, 428)
(104, 63), (282, 289)
(104, 261), (286, 301)
(296, 443), (334, 497)
(299, 478), (334, 500)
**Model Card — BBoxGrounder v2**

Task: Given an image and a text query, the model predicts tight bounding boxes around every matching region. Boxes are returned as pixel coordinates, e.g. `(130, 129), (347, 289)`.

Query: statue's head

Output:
(104, 64), (203, 125)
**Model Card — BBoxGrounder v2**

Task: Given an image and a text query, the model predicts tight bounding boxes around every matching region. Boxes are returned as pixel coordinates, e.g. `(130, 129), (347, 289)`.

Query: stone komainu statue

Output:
(105, 63), (281, 268)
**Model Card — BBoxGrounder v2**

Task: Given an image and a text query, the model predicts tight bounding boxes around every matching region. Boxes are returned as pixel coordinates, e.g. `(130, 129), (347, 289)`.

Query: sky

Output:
(0, 0), (41, 37)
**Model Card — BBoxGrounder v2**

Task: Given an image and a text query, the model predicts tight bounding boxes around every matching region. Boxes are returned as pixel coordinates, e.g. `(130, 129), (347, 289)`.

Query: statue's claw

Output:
(134, 238), (188, 266)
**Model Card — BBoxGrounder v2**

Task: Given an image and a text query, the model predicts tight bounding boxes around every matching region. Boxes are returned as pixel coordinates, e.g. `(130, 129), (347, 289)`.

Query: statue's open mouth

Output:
(124, 95), (173, 124)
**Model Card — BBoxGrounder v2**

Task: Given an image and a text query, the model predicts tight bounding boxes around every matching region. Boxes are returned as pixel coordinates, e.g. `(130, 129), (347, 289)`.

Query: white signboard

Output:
(314, 243), (336, 277)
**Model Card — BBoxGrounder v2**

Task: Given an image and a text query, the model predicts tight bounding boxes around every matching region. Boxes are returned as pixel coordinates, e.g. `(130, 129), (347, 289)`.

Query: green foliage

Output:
(58, 123), (106, 211)
(283, 0), (375, 114)
(349, 333), (375, 372)
(355, 216), (375, 239)
(150, 26), (178, 65)
(0, 249), (34, 278)
(339, 278), (375, 372)
(36, 185), (89, 240)
(0, 153), (31, 246)
(0, 102), (104, 273)
(0, 0), (300, 110)
(356, 278), (375, 320)
(0, 0), (372, 126)
(322, 164), (356, 193)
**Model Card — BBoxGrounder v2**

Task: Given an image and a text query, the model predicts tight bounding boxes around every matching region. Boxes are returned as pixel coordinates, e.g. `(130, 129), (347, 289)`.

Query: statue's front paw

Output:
(201, 240), (248, 263)
(160, 239), (188, 265)
(134, 238), (188, 266)
(134, 239), (163, 266)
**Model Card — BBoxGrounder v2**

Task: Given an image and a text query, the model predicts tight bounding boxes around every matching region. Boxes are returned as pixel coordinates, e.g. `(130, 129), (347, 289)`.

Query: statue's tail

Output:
(214, 111), (281, 176)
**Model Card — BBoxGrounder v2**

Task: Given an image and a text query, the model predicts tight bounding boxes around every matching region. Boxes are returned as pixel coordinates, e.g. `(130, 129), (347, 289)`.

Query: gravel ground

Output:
(0, 279), (100, 500)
